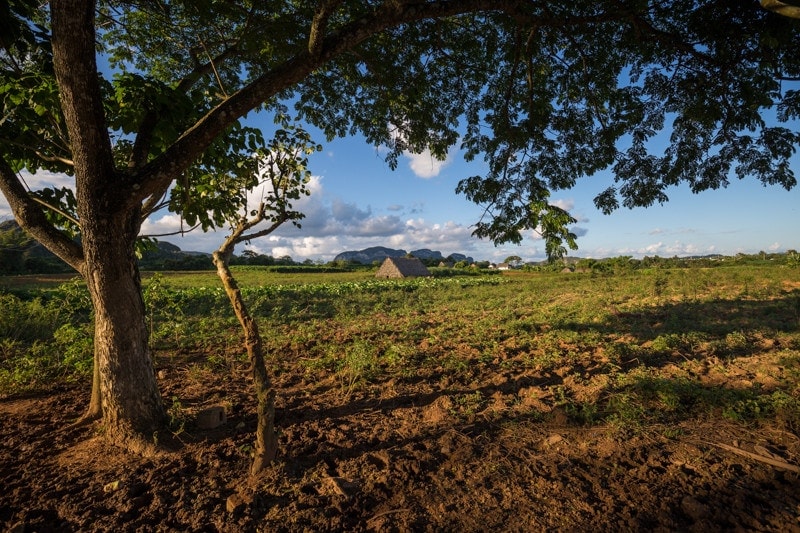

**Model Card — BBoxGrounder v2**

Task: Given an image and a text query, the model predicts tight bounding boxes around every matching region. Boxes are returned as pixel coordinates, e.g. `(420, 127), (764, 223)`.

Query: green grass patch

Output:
(2, 264), (799, 435)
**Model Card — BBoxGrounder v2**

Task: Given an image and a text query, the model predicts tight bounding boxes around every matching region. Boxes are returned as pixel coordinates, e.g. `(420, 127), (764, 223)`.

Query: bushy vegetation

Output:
(2, 263), (799, 433)
(0, 278), (93, 390)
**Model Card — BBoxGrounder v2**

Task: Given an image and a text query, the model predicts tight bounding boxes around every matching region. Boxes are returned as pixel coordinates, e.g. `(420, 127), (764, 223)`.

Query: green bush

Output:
(0, 293), (56, 342)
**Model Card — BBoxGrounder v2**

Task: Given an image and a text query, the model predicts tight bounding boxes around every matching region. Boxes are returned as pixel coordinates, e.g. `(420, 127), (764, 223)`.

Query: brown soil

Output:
(1, 353), (799, 533)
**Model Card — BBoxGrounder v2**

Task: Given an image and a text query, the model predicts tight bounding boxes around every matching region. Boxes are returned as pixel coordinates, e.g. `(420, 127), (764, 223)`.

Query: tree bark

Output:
(81, 355), (102, 422)
(212, 248), (278, 475)
(82, 207), (166, 452)
(48, 0), (166, 448)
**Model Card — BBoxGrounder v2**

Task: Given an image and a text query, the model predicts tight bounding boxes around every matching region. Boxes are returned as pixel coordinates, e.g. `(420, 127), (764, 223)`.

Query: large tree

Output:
(1, 0), (798, 452)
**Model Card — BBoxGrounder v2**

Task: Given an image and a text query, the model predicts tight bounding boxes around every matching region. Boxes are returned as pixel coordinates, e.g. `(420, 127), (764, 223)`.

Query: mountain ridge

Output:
(333, 246), (474, 265)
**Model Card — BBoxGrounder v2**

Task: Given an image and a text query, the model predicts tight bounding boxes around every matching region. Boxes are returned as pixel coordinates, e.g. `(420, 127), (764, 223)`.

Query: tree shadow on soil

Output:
(231, 291), (800, 528)
(4, 284), (800, 532)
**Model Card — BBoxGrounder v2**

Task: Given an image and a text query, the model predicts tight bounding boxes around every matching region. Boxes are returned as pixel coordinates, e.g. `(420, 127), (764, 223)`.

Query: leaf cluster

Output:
(2, 1), (800, 264)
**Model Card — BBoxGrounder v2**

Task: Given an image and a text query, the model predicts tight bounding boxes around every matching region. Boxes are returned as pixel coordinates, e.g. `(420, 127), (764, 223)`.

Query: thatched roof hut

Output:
(375, 257), (431, 279)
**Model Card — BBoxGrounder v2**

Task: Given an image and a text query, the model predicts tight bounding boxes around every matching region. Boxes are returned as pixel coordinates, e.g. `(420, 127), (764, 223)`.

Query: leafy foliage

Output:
(0, 278), (93, 391)
(3, 2), (799, 261)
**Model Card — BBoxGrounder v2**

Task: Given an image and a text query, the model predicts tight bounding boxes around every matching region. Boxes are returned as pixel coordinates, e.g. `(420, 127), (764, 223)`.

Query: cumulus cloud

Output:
(386, 122), (457, 179)
(552, 198), (574, 212)
(575, 239), (726, 260)
(140, 213), (186, 236)
(643, 242), (664, 255)
(238, 212), (504, 263)
(353, 215), (405, 236)
(630, 240), (717, 258)
(17, 168), (758, 265)
(145, 173), (496, 261)
(331, 198), (371, 223)
(405, 147), (455, 179)
(19, 170), (74, 191)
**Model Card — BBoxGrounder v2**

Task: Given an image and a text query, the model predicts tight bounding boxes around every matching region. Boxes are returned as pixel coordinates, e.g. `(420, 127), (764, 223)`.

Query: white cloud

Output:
(643, 242), (664, 255)
(552, 198), (574, 212)
(574, 239), (726, 260)
(13, 169), (782, 266)
(571, 226), (589, 237)
(354, 216), (405, 236)
(331, 198), (371, 222)
(133, 174), (508, 261)
(227, 211), (516, 263)
(19, 170), (74, 191)
(140, 213), (185, 236)
(386, 122), (456, 179)
(405, 147), (455, 179)
(648, 227), (697, 236)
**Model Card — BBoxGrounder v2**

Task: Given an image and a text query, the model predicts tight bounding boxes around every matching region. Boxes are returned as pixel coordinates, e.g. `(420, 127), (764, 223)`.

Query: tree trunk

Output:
(212, 250), (278, 475)
(47, 1), (166, 444)
(82, 210), (166, 453)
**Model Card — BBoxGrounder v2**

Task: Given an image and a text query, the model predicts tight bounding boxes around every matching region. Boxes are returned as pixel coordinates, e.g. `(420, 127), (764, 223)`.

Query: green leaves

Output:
(29, 187), (79, 239)
(459, 172), (578, 260)
(0, 71), (68, 174)
(167, 119), (319, 237)
(452, 2), (799, 257)
(4, 1), (800, 266)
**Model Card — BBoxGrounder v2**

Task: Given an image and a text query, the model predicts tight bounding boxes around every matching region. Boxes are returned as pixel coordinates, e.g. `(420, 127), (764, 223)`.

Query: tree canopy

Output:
(2, 1), (798, 259)
(1, 0), (799, 450)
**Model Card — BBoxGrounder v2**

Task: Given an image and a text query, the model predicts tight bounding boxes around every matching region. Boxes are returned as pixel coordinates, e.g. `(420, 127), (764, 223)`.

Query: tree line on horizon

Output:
(2, 218), (796, 276)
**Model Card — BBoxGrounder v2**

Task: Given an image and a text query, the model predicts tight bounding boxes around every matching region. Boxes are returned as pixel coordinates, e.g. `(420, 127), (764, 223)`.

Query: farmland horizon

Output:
(2, 216), (798, 274)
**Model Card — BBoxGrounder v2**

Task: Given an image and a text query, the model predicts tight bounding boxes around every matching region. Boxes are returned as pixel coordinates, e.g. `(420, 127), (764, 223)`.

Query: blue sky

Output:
(3, 33), (799, 264)
(4, 123), (800, 264)
(3, 114), (799, 264)
(2, 13), (799, 265)
(137, 113), (800, 263)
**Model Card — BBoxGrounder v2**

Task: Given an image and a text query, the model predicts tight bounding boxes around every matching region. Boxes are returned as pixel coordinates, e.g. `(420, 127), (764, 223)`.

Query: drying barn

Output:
(375, 257), (432, 279)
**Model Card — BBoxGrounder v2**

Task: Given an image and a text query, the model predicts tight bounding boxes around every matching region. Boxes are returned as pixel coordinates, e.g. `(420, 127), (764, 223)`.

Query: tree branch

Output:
(51, 0), (116, 189)
(309, 0), (344, 57)
(140, 188), (169, 220)
(238, 217), (290, 244)
(621, 5), (717, 65)
(0, 157), (84, 270)
(131, 0), (533, 207)
(127, 2), (260, 172)
(129, 44), (243, 171)
(0, 138), (75, 167)
(141, 222), (202, 239)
